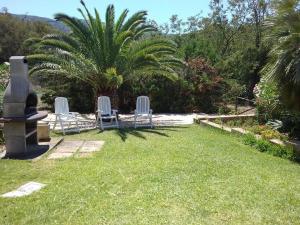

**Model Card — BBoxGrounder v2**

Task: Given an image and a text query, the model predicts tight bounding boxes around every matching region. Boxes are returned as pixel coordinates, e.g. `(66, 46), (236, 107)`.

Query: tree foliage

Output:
(0, 11), (57, 63)
(28, 1), (182, 108)
(263, 0), (300, 111)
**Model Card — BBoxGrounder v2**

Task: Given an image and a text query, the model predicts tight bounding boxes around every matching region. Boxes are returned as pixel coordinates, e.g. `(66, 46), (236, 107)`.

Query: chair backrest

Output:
(136, 96), (150, 114)
(98, 96), (111, 115)
(55, 97), (70, 115)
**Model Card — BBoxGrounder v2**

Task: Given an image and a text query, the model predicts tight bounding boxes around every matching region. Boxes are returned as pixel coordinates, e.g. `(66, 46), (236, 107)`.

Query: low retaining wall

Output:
(195, 114), (256, 123)
(195, 118), (300, 159)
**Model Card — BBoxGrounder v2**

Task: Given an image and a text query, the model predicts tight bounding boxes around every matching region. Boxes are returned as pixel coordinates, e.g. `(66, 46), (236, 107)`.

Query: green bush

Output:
(249, 125), (286, 140)
(254, 77), (300, 139)
(255, 77), (283, 122)
(35, 74), (94, 113)
(0, 130), (4, 145)
(0, 13), (57, 63)
(0, 63), (9, 116)
(243, 134), (296, 161)
(243, 133), (257, 146)
(121, 57), (228, 113)
(214, 118), (258, 129)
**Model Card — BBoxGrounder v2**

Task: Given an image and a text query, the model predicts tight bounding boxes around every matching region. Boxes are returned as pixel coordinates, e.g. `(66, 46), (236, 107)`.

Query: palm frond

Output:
(28, 3), (182, 97)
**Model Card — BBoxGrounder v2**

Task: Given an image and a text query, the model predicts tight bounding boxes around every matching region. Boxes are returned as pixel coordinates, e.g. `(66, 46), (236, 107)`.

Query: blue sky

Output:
(1, 0), (211, 24)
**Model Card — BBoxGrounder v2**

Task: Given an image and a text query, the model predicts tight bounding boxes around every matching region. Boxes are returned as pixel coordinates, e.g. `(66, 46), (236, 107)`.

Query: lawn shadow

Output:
(52, 127), (96, 136)
(113, 126), (188, 142)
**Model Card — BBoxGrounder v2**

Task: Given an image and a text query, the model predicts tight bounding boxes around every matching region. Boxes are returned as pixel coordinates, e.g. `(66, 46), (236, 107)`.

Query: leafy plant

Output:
(0, 12), (57, 63)
(260, 129), (282, 140)
(254, 77), (282, 121)
(266, 119), (283, 130)
(185, 57), (227, 113)
(214, 118), (258, 129)
(28, 1), (182, 111)
(249, 125), (286, 140)
(0, 63), (9, 116)
(262, 0), (300, 112)
(243, 134), (296, 161)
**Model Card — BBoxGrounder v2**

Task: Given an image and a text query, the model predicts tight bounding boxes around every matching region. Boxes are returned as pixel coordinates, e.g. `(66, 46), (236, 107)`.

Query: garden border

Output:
(194, 115), (300, 160)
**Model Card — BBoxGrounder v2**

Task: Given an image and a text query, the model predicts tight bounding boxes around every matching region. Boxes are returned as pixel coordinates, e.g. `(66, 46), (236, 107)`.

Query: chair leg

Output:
(58, 117), (65, 135)
(115, 116), (119, 128)
(53, 116), (58, 130)
(95, 117), (98, 128)
(76, 120), (80, 133)
(100, 117), (104, 130)
(134, 115), (137, 128)
(150, 115), (153, 128)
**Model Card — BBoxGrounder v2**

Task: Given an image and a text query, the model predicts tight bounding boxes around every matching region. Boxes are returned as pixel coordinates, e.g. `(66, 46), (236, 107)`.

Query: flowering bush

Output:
(249, 125), (286, 140)
(254, 77), (282, 120)
(120, 57), (228, 113)
(185, 57), (227, 113)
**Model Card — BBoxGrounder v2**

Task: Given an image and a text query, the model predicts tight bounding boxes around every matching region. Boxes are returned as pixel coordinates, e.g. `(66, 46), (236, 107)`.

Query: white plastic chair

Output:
(134, 96), (153, 128)
(96, 96), (119, 130)
(53, 97), (80, 135)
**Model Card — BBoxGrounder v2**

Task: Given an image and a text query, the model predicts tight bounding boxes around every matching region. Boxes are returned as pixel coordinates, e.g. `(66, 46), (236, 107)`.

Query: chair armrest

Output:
(112, 109), (118, 115)
(96, 110), (105, 116)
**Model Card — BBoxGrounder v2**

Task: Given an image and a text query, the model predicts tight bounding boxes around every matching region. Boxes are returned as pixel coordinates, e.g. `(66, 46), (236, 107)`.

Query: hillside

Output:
(12, 14), (69, 32)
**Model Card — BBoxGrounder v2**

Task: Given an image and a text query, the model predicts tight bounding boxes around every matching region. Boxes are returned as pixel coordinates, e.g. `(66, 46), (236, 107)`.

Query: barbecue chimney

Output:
(1, 56), (48, 157)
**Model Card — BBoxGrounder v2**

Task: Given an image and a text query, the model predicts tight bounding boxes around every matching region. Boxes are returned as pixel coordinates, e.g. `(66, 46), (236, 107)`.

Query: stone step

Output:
(48, 140), (105, 159)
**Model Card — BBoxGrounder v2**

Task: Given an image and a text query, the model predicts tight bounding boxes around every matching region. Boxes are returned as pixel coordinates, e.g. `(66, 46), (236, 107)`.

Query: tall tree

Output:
(262, 0), (300, 111)
(0, 12), (56, 63)
(28, 1), (182, 109)
(228, 0), (271, 48)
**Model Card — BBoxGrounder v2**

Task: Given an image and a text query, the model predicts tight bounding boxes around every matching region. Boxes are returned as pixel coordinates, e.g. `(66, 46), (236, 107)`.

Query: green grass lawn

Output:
(0, 125), (300, 225)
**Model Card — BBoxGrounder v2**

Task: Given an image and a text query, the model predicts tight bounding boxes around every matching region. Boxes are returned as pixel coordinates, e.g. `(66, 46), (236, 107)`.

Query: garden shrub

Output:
(118, 57), (228, 113)
(260, 129), (283, 140)
(243, 134), (296, 161)
(243, 133), (257, 146)
(217, 104), (232, 115)
(254, 77), (283, 122)
(249, 125), (286, 140)
(254, 77), (300, 140)
(279, 113), (300, 140)
(0, 63), (9, 116)
(213, 118), (258, 129)
(222, 79), (246, 104)
(0, 130), (4, 145)
(36, 74), (94, 113)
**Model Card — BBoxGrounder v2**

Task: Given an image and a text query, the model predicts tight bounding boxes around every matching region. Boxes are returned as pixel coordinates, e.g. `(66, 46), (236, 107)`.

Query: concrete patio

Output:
(42, 113), (205, 131)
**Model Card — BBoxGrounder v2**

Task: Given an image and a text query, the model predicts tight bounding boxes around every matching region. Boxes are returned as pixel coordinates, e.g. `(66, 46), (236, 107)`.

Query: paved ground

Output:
(42, 113), (205, 132)
(47, 140), (105, 159)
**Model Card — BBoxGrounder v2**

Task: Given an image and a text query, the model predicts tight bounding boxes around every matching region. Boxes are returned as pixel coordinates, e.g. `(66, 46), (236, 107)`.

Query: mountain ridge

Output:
(12, 14), (70, 32)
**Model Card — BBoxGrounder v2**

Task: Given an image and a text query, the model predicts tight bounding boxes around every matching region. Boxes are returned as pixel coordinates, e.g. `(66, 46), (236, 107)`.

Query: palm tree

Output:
(262, 0), (300, 111)
(27, 0), (182, 107)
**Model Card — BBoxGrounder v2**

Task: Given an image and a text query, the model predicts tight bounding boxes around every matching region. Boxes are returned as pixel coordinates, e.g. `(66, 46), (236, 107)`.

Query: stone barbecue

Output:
(0, 56), (48, 157)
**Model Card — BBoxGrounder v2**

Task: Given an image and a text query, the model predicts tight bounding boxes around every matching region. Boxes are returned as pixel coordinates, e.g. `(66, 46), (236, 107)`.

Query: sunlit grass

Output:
(0, 125), (299, 224)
